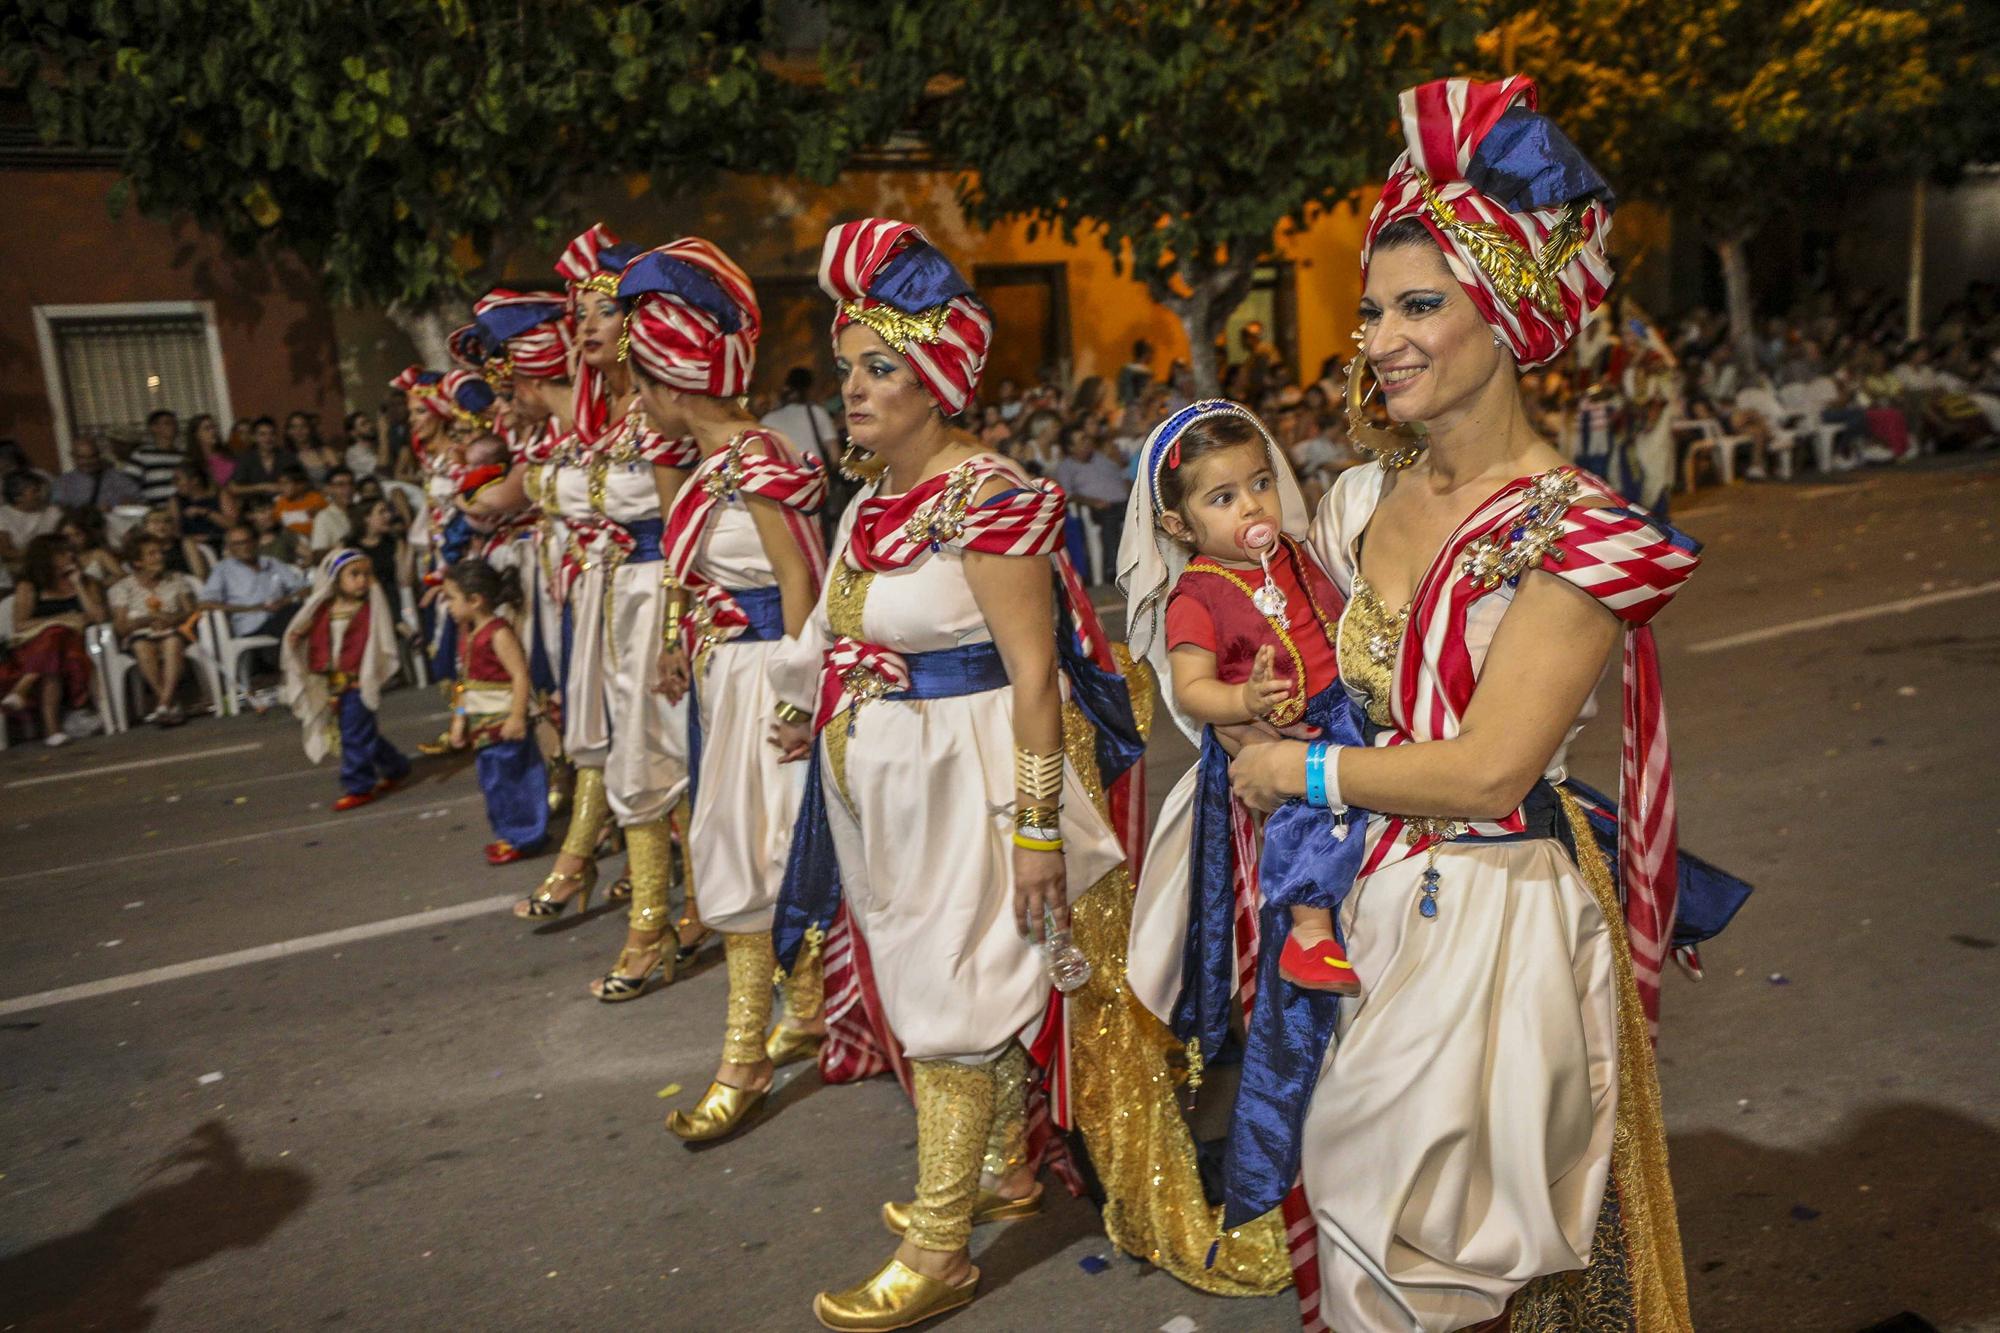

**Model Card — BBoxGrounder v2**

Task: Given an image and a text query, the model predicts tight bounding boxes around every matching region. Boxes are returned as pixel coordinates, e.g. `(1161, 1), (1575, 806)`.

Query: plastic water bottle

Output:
(1042, 908), (1093, 993)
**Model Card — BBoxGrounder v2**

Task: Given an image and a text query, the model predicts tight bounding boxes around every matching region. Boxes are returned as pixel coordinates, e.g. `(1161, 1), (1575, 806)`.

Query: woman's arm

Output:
(1230, 572), (1620, 817)
(965, 530), (1067, 942)
(467, 463), (530, 519)
(492, 620), (532, 740)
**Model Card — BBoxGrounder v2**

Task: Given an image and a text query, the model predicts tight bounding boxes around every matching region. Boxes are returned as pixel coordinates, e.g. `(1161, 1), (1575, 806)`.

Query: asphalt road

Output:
(2, 456), (1996, 1333)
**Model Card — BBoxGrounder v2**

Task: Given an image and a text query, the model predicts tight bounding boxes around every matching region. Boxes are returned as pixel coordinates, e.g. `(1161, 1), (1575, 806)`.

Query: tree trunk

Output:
(1713, 233), (1758, 376)
(1154, 250), (1257, 399)
(386, 303), (453, 370)
(1905, 176), (1927, 343)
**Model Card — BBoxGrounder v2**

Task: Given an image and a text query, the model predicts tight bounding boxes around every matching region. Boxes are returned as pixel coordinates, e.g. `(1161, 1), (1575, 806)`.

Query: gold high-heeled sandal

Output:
(515, 863), (597, 920)
(765, 1023), (824, 1070)
(665, 1079), (769, 1143)
(590, 933), (673, 1002)
(812, 1257), (978, 1331)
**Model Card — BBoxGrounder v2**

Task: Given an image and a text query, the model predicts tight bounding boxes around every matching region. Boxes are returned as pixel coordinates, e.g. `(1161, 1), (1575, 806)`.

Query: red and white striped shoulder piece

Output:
(845, 454), (1065, 573)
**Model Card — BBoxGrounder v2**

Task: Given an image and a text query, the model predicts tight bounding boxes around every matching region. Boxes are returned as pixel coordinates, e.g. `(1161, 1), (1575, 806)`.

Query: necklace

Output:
(1188, 539), (1340, 728)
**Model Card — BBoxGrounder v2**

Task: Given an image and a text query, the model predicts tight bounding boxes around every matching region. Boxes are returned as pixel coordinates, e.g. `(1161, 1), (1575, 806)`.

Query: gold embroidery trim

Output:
(1416, 172), (1591, 319)
(841, 298), (952, 353)
(1184, 549), (1338, 729)
(1461, 468), (1580, 591)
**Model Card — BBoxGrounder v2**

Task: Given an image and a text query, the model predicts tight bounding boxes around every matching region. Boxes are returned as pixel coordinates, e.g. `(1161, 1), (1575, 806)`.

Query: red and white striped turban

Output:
(411, 368), (498, 428)
(555, 223), (642, 305)
(473, 289), (574, 382)
(819, 218), (992, 416)
(616, 239), (760, 398)
(1364, 76), (1615, 368)
(388, 365), (437, 396)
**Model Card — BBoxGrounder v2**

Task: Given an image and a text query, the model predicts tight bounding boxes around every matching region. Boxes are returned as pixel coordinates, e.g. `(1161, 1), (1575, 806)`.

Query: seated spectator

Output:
(50, 435), (143, 511)
(1116, 339), (1155, 407)
(58, 508), (126, 588)
(124, 409), (186, 506)
(310, 467), (357, 556)
(759, 367), (838, 465)
(7, 532), (107, 746)
(170, 462), (233, 552)
(243, 494), (305, 568)
(109, 534), (199, 725)
(228, 416), (298, 500)
(0, 471), (63, 573)
(286, 411), (341, 483)
(1052, 425), (1130, 585)
(1014, 408), (1064, 477)
(198, 523), (308, 673)
(272, 465), (327, 540)
(976, 405), (1013, 449)
(188, 413), (235, 489)
(343, 411), (382, 478)
(995, 377), (1023, 423)
(134, 506), (199, 576)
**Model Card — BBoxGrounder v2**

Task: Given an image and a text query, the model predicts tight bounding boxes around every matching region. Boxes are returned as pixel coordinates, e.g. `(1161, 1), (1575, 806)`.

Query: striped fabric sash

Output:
(844, 457), (1065, 572)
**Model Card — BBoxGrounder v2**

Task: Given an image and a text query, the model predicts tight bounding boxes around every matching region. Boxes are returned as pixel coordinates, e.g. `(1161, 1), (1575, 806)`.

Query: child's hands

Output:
(1241, 645), (1292, 721)
(499, 714), (527, 742)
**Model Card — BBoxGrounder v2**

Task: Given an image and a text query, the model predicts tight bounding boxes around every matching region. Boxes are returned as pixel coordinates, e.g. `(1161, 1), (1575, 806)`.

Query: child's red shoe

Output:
(332, 791), (376, 813)
(1279, 933), (1362, 995)
(485, 840), (525, 866)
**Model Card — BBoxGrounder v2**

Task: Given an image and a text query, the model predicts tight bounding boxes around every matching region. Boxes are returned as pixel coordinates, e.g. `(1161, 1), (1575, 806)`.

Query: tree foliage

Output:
(818, 0), (1488, 392)
(1489, 0), (1987, 359)
(2, 0), (825, 348)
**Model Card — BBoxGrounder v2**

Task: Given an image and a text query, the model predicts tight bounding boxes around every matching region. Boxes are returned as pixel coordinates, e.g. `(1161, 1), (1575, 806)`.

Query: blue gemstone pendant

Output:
(1418, 865), (1441, 919)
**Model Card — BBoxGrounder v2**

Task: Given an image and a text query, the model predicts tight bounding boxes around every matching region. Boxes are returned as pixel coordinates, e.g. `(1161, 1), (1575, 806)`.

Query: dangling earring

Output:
(1344, 329), (1426, 472)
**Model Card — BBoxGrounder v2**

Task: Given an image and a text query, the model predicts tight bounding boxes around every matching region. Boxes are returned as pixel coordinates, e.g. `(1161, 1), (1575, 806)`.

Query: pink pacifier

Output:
(1237, 520), (1288, 616)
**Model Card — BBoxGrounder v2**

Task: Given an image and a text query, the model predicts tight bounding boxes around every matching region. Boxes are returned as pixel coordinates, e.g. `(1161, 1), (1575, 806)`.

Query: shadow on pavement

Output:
(1674, 1101), (2000, 1331)
(0, 1121), (313, 1332)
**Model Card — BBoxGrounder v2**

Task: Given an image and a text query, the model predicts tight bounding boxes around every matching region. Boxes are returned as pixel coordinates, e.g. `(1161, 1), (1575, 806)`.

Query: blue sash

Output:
(686, 586), (787, 814)
(625, 516), (664, 564)
(773, 640), (1008, 971)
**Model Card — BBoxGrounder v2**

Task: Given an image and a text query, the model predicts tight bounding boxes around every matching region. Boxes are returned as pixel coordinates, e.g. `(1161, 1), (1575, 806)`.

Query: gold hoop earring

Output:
(1343, 345), (1426, 472)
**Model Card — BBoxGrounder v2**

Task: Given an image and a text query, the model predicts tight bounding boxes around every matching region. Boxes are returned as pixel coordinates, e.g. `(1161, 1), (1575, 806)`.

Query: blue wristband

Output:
(1304, 740), (1330, 808)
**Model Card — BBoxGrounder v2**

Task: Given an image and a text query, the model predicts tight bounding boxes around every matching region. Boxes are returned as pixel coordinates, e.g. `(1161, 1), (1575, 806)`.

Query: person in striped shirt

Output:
(122, 409), (186, 506)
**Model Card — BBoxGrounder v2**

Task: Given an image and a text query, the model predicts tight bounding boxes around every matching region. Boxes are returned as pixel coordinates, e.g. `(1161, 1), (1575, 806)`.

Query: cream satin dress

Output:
(1299, 462), (1619, 1332)
(546, 445), (690, 826)
(683, 493), (803, 934)
(773, 483), (1125, 1064)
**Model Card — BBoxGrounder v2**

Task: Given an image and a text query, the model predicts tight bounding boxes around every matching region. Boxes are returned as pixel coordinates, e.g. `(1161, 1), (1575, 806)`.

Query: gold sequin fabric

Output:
(1338, 575), (1407, 729)
(1062, 651), (1294, 1297)
(781, 934), (825, 1025)
(721, 930), (779, 1066)
(1527, 788), (1694, 1333)
(906, 1057), (997, 1253)
(623, 817), (674, 933)
(821, 563), (875, 808)
(1511, 1177), (1635, 1331)
(982, 1043), (1031, 1179)
(559, 765), (610, 860)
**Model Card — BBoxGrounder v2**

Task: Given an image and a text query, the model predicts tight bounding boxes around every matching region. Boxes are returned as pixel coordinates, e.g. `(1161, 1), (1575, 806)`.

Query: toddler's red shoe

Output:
(332, 790), (376, 813)
(372, 776), (405, 798)
(485, 840), (525, 865)
(1279, 933), (1362, 995)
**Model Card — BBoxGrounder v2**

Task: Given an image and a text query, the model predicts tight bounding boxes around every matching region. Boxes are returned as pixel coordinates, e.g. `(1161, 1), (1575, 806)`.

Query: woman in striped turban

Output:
(765, 219), (1152, 1329)
(1226, 77), (1747, 1331)
(606, 238), (832, 1142)
(508, 223), (704, 1005)
(401, 368), (501, 683)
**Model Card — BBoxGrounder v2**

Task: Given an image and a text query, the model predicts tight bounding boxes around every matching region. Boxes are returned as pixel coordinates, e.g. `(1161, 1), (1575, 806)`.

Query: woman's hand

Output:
(767, 716), (812, 763)
(654, 643), (690, 703)
(1013, 844), (1067, 943)
(1229, 736), (1308, 813)
(499, 713), (527, 742)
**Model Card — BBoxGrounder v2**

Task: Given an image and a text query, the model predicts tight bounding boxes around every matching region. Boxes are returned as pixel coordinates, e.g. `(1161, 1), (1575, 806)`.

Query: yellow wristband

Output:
(1012, 832), (1065, 853)
(773, 700), (810, 726)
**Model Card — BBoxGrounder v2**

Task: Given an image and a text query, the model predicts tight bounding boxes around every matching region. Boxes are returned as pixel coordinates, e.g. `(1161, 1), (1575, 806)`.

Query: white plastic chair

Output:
(187, 610), (278, 717)
(5, 594), (117, 738)
(85, 623), (135, 733)
(1733, 388), (1802, 479)
(1673, 418), (1752, 489)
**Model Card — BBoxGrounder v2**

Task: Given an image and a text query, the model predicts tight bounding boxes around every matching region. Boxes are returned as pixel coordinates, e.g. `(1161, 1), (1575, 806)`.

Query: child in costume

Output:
(1150, 406), (1359, 995)
(1118, 399), (1375, 1233)
(442, 557), (549, 864)
(282, 548), (410, 811)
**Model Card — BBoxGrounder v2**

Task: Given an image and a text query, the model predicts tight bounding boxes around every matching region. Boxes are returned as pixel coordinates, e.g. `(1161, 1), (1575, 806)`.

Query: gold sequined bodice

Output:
(1338, 575), (1408, 728)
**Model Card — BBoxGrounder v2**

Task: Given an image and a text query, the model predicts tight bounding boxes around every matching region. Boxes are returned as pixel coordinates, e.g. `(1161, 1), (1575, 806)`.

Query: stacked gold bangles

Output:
(1013, 747), (1064, 852)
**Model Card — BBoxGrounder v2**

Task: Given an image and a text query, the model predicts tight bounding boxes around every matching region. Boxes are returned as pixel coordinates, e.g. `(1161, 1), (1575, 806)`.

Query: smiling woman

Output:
(1217, 76), (1748, 1332)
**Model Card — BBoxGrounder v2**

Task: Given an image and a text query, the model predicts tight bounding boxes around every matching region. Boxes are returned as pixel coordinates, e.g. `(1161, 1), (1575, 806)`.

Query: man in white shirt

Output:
(758, 367), (835, 466)
(310, 467), (356, 556)
(0, 471), (63, 571)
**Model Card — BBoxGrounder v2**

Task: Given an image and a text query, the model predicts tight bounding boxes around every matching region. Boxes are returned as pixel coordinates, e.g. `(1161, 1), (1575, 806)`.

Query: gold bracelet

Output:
(1012, 832), (1064, 853)
(1014, 747), (1064, 803)
(1014, 805), (1059, 830)
(773, 700), (810, 726)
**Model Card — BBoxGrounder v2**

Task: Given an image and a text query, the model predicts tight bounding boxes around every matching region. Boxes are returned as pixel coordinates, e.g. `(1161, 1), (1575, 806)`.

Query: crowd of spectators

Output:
(0, 402), (423, 747)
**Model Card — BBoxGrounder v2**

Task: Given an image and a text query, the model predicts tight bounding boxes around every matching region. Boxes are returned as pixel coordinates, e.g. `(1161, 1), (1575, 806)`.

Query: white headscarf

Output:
(1115, 399), (1310, 744)
(282, 549), (401, 764)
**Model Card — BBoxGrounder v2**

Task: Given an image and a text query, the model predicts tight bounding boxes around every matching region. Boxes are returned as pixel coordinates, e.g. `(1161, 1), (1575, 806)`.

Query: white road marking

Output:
(0, 892), (520, 1018)
(0, 792), (485, 887)
(3, 742), (265, 789)
(1687, 579), (2000, 654)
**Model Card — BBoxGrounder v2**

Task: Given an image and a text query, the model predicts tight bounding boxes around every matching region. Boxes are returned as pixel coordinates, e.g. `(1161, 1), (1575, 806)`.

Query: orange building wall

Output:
(0, 168), (347, 469)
